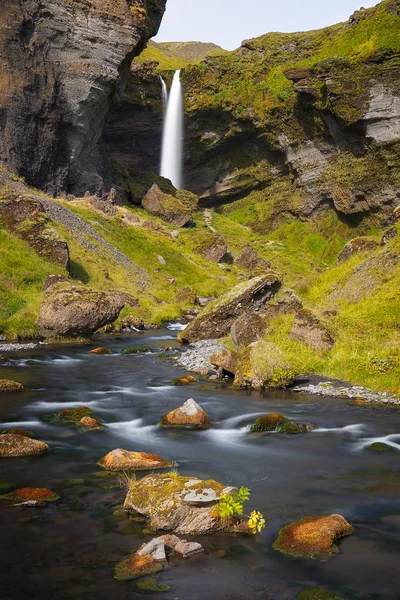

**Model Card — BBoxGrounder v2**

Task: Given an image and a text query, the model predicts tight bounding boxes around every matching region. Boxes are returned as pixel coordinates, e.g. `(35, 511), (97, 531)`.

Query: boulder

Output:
(37, 282), (126, 339)
(114, 554), (163, 582)
(290, 309), (335, 351)
(124, 473), (250, 535)
(196, 233), (228, 263)
(88, 347), (112, 355)
(142, 184), (192, 227)
(250, 413), (288, 432)
(80, 417), (103, 430)
(234, 246), (271, 273)
(0, 434), (49, 458)
(58, 407), (92, 424)
(277, 421), (316, 434)
(264, 289), (303, 320)
(231, 312), (268, 350)
(174, 540), (204, 558)
(336, 237), (379, 265)
(234, 341), (297, 390)
(161, 399), (212, 429)
(178, 274), (281, 343)
(273, 514), (354, 558)
(0, 429), (35, 438)
(98, 449), (171, 471)
(210, 348), (239, 375)
(0, 487), (59, 504)
(366, 442), (400, 453)
(0, 379), (24, 393)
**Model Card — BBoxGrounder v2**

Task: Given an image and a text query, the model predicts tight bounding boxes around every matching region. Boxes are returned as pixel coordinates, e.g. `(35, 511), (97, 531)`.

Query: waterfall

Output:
(160, 70), (183, 190)
(160, 76), (168, 112)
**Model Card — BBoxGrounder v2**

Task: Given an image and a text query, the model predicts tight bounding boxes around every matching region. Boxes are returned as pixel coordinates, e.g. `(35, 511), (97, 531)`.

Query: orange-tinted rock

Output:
(0, 487), (59, 504)
(0, 429), (35, 438)
(0, 434), (49, 458)
(114, 553), (163, 581)
(98, 449), (171, 471)
(0, 379), (24, 393)
(273, 514), (354, 558)
(88, 347), (112, 355)
(161, 399), (212, 430)
(171, 376), (197, 386)
(80, 417), (103, 430)
(58, 406), (92, 423)
(210, 348), (239, 375)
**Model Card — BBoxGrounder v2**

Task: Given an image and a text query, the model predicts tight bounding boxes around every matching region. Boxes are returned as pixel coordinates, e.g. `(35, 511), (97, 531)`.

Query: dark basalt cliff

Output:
(0, 0), (166, 196)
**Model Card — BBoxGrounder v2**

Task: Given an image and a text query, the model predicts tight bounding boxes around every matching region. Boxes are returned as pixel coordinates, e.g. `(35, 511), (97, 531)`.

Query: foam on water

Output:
(167, 322), (187, 331)
(107, 419), (159, 442)
(312, 423), (367, 435)
(355, 433), (400, 451)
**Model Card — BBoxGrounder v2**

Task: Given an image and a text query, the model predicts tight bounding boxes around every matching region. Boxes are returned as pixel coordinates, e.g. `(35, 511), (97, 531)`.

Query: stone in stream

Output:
(0, 429), (35, 438)
(0, 434), (49, 458)
(124, 473), (250, 535)
(161, 399), (212, 430)
(170, 375), (197, 386)
(80, 416), (103, 430)
(273, 514), (354, 558)
(0, 487), (60, 505)
(250, 414), (288, 432)
(366, 442), (400, 453)
(0, 379), (24, 393)
(88, 347), (112, 355)
(98, 449), (171, 471)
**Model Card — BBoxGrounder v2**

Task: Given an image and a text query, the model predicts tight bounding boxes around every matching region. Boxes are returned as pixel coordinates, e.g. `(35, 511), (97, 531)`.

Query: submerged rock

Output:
(277, 421), (316, 434)
(178, 274), (281, 343)
(88, 347), (112, 355)
(124, 473), (249, 535)
(273, 514), (354, 558)
(366, 442), (400, 453)
(0, 434), (49, 458)
(114, 553), (163, 582)
(290, 309), (335, 352)
(0, 379), (24, 393)
(161, 399), (212, 429)
(0, 487), (59, 505)
(142, 184), (193, 227)
(58, 406), (92, 424)
(171, 375), (197, 386)
(98, 449), (171, 471)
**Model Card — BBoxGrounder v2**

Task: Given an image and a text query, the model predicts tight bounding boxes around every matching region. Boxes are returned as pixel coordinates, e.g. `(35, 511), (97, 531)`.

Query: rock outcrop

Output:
(142, 184), (193, 227)
(98, 449), (171, 471)
(0, 379), (24, 393)
(290, 309), (335, 352)
(37, 281), (127, 339)
(0, 0), (167, 195)
(161, 399), (212, 429)
(124, 473), (249, 534)
(231, 312), (268, 350)
(336, 237), (380, 265)
(178, 274), (281, 343)
(210, 347), (239, 375)
(0, 434), (49, 458)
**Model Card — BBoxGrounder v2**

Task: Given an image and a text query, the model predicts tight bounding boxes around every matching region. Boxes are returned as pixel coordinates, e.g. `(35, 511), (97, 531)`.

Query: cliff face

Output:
(0, 0), (166, 196)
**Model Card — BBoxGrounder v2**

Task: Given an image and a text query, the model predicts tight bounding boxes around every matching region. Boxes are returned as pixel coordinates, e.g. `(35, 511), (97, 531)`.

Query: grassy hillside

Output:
(135, 40), (228, 71)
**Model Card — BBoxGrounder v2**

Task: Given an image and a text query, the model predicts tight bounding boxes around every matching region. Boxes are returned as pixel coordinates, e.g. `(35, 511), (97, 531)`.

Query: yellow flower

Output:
(248, 510), (266, 534)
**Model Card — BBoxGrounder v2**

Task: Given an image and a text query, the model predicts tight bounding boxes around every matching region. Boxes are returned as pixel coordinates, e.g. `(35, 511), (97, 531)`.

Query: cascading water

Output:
(160, 76), (168, 112)
(160, 70), (183, 189)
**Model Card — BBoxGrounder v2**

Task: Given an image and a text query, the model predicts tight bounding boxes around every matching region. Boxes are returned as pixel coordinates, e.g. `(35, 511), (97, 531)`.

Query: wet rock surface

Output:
(293, 381), (400, 406)
(98, 449), (171, 472)
(161, 399), (212, 430)
(0, 434), (49, 458)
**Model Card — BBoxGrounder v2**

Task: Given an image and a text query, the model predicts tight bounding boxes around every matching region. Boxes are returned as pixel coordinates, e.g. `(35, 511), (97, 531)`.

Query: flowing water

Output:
(1, 329), (400, 599)
(160, 76), (168, 113)
(160, 70), (183, 189)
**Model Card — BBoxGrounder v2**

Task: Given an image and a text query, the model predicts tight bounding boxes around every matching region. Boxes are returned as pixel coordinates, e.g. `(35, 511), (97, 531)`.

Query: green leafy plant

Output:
(217, 486), (251, 518)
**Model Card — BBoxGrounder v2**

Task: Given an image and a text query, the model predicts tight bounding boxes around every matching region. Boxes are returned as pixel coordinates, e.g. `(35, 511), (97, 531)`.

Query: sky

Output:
(154, 0), (380, 51)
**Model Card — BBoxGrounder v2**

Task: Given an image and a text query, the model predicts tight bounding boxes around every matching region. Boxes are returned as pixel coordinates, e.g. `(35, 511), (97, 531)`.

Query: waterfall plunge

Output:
(160, 70), (183, 190)
(160, 76), (168, 112)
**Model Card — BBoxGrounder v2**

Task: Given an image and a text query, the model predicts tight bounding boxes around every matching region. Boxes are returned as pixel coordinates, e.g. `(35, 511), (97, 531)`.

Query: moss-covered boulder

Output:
(0, 429), (35, 438)
(161, 399), (212, 429)
(114, 553), (163, 581)
(0, 434), (49, 458)
(210, 347), (239, 375)
(234, 245), (271, 274)
(231, 311), (269, 350)
(98, 449), (171, 471)
(277, 421), (311, 434)
(124, 473), (249, 534)
(250, 413), (288, 432)
(273, 514), (354, 558)
(142, 184), (193, 227)
(178, 274), (281, 343)
(290, 309), (335, 352)
(0, 487), (60, 505)
(58, 406), (92, 424)
(170, 375), (197, 386)
(80, 416), (103, 430)
(122, 347), (150, 355)
(0, 379), (24, 393)
(194, 232), (228, 263)
(366, 442), (400, 453)
(234, 340), (297, 390)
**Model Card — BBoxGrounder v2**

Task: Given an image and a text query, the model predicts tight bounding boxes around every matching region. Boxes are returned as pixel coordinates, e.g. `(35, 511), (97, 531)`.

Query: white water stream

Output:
(160, 70), (183, 189)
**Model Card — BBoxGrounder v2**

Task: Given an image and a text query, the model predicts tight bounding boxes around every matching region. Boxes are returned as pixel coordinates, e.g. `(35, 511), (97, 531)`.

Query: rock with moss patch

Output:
(170, 375), (197, 386)
(195, 233), (228, 263)
(0, 487), (59, 505)
(277, 421), (315, 434)
(98, 449), (171, 471)
(210, 347), (239, 375)
(0, 434), (49, 458)
(231, 312), (269, 350)
(273, 514), (354, 558)
(161, 399), (212, 429)
(0, 379), (24, 393)
(124, 473), (250, 534)
(336, 237), (379, 265)
(122, 346), (151, 355)
(250, 413), (288, 432)
(142, 184), (193, 227)
(234, 246), (271, 273)
(366, 442), (400, 453)
(290, 309), (334, 351)
(179, 274), (281, 343)
(234, 340), (297, 390)
(58, 406), (92, 424)
(114, 553), (163, 581)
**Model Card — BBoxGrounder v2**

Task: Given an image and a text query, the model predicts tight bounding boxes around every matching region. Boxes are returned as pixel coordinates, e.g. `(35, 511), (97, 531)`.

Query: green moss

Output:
(135, 576), (170, 592)
(122, 347), (150, 354)
(366, 442), (400, 453)
(277, 421), (305, 434)
(0, 480), (16, 493)
(296, 589), (344, 600)
(250, 413), (288, 432)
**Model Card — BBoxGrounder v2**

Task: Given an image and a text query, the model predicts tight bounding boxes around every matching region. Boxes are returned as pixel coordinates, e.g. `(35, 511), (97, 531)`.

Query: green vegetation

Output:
(135, 40), (228, 71)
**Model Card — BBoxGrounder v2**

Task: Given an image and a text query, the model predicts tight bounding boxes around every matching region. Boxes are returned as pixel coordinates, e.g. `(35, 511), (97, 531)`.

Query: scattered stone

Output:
(161, 399), (212, 430)
(0, 429), (35, 438)
(0, 487), (59, 505)
(138, 538), (167, 562)
(98, 449), (171, 471)
(179, 274), (281, 343)
(195, 296), (213, 307)
(198, 234), (228, 263)
(293, 381), (400, 406)
(157, 255), (166, 265)
(273, 514), (354, 558)
(0, 379), (24, 393)
(336, 237), (379, 265)
(174, 340), (222, 375)
(171, 375), (197, 386)
(290, 309), (335, 351)
(366, 442), (400, 453)
(174, 540), (204, 558)
(0, 434), (49, 458)
(171, 230), (179, 240)
(234, 245), (271, 273)
(142, 184), (193, 227)
(80, 416), (103, 430)
(381, 227), (397, 246)
(231, 312), (268, 350)
(250, 414), (288, 432)
(264, 289), (303, 320)
(88, 347), (112, 355)
(124, 473), (249, 535)
(210, 347), (239, 375)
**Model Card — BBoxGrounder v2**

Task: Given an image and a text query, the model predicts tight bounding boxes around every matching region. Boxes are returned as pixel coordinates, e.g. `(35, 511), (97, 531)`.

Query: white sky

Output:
(154, 0), (381, 51)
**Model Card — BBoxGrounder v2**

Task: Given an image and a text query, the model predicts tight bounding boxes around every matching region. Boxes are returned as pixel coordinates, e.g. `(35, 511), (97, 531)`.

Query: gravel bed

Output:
(0, 343), (38, 353)
(293, 382), (400, 406)
(174, 340), (222, 374)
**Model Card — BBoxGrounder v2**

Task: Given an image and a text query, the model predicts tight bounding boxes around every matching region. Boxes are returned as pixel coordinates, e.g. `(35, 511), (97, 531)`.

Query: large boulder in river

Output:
(124, 473), (249, 535)
(231, 312), (269, 350)
(98, 449), (171, 471)
(37, 282), (126, 339)
(161, 399), (212, 429)
(273, 514), (354, 558)
(234, 340), (297, 390)
(178, 274), (281, 343)
(142, 184), (193, 227)
(0, 434), (49, 458)
(290, 309), (334, 351)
